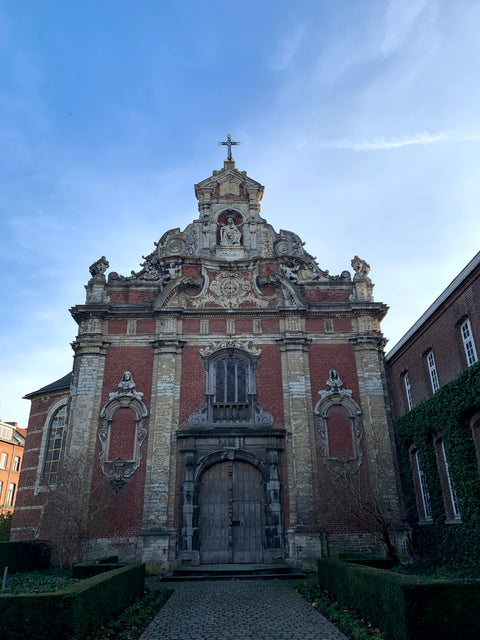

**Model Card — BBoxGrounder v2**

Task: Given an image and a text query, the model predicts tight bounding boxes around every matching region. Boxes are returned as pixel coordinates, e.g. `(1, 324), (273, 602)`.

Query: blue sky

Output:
(1, 0), (480, 426)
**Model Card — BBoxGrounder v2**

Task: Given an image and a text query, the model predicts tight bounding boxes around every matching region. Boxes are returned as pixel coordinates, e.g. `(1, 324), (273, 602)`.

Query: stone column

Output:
(140, 339), (185, 568)
(66, 313), (109, 536)
(277, 334), (321, 564)
(349, 333), (403, 522)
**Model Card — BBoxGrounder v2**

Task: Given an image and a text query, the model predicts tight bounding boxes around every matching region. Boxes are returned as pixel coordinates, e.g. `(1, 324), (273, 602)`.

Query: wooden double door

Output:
(199, 460), (264, 564)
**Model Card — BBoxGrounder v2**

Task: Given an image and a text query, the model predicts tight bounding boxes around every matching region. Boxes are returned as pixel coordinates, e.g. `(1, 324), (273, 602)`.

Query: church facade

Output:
(12, 151), (404, 569)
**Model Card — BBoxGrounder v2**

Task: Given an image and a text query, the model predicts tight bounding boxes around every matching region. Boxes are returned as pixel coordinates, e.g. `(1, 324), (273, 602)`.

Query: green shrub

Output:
(72, 562), (122, 579)
(317, 558), (480, 640)
(0, 541), (50, 573)
(0, 563), (145, 640)
(0, 512), (12, 541)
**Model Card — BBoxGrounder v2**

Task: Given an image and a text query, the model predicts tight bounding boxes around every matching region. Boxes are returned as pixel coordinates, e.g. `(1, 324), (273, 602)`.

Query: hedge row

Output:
(0, 541), (50, 574)
(0, 563), (145, 640)
(317, 558), (480, 640)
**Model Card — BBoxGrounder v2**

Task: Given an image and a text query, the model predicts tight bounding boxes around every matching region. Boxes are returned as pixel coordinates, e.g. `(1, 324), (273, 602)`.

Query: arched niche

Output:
(314, 369), (363, 474)
(99, 371), (148, 491)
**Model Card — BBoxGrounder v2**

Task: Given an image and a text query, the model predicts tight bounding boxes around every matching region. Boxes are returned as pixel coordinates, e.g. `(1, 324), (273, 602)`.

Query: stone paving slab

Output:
(140, 579), (349, 640)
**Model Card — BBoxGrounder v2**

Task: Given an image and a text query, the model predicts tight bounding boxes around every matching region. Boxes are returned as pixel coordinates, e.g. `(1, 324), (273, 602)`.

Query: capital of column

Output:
(150, 338), (186, 356)
(349, 334), (386, 351)
(276, 335), (312, 353)
(71, 338), (111, 357)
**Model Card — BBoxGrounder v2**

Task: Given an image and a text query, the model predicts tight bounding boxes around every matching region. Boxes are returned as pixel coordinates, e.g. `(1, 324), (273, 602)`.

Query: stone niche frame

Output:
(314, 369), (363, 475)
(177, 433), (286, 566)
(98, 372), (148, 491)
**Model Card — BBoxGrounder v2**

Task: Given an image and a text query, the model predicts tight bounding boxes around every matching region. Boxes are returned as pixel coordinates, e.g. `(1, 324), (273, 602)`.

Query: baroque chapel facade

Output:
(12, 151), (404, 569)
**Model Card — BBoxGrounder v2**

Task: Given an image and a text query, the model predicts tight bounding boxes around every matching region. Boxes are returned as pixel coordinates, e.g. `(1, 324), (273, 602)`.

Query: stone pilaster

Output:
(277, 335), (318, 537)
(140, 338), (185, 567)
(349, 333), (402, 521)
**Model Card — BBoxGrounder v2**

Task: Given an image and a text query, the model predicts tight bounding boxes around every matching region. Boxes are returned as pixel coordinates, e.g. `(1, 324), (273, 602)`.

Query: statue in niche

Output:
(114, 370), (143, 398)
(219, 215), (242, 247)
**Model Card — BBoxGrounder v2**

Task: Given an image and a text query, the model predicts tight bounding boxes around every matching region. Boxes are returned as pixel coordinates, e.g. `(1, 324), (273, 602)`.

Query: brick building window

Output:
(42, 404), (67, 485)
(13, 456), (20, 472)
(403, 372), (413, 411)
(0, 481), (3, 502)
(427, 351), (440, 393)
(6, 483), (15, 507)
(0, 453), (7, 470)
(435, 437), (461, 523)
(411, 449), (433, 523)
(461, 319), (478, 366)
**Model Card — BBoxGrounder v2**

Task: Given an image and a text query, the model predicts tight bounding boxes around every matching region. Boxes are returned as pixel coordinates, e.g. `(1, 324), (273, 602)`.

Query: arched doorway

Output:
(198, 460), (265, 563)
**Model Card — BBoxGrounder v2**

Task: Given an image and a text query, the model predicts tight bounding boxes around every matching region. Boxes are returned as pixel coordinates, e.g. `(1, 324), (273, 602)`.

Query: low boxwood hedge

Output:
(0, 541), (50, 574)
(317, 558), (480, 640)
(0, 563), (145, 640)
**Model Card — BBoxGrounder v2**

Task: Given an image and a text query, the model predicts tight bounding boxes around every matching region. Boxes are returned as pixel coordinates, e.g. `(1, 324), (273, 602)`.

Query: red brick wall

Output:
(89, 346), (153, 538)
(333, 318), (352, 332)
(183, 319), (200, 334)
(178, 346), (207, 426)
(236, 319), (252, 333)
(257, 344), (284, 425)
(303, 289), (351, 303)
(11, 391), (69, 539)
(305, 318), (324, 332)
(309, 343), (360, 402)
(210, 319), (226, 333)
(386, 272), (480, 420)
(109, 319), (128, 334)
(137, 319), (156, 334)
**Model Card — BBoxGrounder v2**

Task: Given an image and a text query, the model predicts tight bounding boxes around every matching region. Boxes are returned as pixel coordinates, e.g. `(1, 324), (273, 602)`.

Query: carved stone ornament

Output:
(314, 369), (363, 475)
(98, 372), (148, 491)
(199, 339), (261, 358)
(86, 256), (110, 303)
(351, 255), (370, 279)
(191, 271), (273, 310)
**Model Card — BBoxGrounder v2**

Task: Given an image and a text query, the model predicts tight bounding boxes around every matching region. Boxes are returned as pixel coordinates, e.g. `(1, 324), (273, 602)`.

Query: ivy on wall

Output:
(395, 362), (480, 571)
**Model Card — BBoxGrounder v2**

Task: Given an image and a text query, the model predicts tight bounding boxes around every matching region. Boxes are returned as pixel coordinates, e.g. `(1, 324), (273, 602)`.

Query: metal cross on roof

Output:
(217, 134), (240, 161)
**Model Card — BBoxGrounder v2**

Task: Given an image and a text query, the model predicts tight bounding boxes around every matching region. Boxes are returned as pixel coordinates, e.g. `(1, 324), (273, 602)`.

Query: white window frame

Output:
(461, 319), (478, 366)
(439, 441), (461, 521)
(427, 351), (440, 393)
(13, 456), (20, 472)
(404, 373), (413, 411)
(415, 451), (433, 522)
(0, 453), (7, 470)
(6, 483), (15, 507)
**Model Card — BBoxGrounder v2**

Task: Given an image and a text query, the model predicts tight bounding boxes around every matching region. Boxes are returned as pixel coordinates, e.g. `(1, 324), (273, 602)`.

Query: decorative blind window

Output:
(404, 373), (413, 411)
(427, 351), (440, 393)
(42, 405), (67, 485)
(461, 319), (478, 366)
(415, 451), (432, 521)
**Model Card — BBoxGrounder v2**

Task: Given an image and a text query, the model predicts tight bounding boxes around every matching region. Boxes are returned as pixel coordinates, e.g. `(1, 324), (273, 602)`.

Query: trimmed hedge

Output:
(72, 561), (121, 579)
(317, 558), (480, 640)
(0, 541), (50, 574)
(0, 563), (145, 640)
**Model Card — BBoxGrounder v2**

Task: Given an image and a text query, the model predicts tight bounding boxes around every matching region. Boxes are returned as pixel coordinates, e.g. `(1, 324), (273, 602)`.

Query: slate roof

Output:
(24, 372), (72, 399)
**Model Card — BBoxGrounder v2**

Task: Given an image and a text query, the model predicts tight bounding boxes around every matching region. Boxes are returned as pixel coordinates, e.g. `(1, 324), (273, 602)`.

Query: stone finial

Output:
(85, 256), (110, 304)
(351, 255), (370, 279)
(89, 256), (109, 282)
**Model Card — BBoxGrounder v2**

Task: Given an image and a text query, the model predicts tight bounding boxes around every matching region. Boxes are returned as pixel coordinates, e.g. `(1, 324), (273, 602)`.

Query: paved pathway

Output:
(140, 579), (349, 640)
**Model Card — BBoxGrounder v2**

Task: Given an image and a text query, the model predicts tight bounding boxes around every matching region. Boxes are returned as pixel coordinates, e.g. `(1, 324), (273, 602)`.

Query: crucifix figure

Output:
(217, 134), (240, 161)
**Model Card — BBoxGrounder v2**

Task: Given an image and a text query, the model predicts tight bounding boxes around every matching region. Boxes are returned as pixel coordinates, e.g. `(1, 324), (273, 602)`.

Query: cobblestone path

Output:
(140, 579), (349, 640)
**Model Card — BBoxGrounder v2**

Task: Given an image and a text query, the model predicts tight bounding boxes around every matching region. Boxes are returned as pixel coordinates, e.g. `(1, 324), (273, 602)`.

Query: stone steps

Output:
(162, 562), (306, 581)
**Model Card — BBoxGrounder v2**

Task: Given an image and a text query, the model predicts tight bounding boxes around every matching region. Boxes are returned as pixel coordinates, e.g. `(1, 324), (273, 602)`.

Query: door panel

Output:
(199, 460), (264, 564)
(198, 462), (231, 563)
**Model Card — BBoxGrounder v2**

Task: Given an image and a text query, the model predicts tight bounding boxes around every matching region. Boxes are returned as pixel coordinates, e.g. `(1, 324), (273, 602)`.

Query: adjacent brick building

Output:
(385, 251), (480, 543)
(12, 153), (404, 569)
(0, 421), (26, 514)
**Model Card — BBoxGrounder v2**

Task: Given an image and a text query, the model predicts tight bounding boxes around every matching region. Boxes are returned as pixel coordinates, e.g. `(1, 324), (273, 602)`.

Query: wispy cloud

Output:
(321, 130), (480, 151)
(270, 25), (306, 71)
